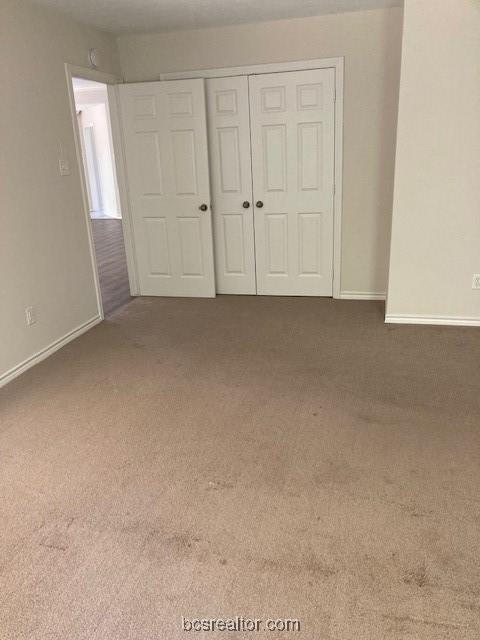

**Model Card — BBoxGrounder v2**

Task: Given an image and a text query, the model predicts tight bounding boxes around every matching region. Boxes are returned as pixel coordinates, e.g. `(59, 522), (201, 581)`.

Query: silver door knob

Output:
(242, 201), (250, 209)
(199, 203), (208, 211)
(256, 200), (264, 208)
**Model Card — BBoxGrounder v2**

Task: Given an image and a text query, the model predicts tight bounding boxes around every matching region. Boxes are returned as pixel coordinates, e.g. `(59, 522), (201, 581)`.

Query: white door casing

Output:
(118, 79), (215, 297)
(206, 76), (256, 294)
(249, 69), (335, 296)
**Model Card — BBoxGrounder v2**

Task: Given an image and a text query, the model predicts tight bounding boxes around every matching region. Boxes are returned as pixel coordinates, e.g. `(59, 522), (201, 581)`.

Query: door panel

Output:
(249, 68), (335, 296)
(119, 79), (215, 297)
(145, 217), (170, 275)
(206, 76), (256, 294)
(266, 214), (288, 274)
(263, 125), (287, 192)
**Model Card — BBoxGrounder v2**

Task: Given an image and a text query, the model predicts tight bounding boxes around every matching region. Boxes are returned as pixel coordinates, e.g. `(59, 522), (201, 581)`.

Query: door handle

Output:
(199, 203), (208, 211)
(242, 201), (250, 209)
(256, 200), (264, 208)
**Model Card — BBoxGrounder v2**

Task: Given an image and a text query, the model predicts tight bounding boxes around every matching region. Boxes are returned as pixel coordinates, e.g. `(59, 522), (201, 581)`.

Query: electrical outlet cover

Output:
(25, 306), (36, 326)
(472, 274), (480, 289)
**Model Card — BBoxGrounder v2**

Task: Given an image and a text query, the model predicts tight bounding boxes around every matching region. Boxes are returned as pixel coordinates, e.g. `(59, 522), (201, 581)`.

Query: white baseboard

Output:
(385, 314), (480, 327)
(0, 315), (102, 389)
(339, 291), (386, 301)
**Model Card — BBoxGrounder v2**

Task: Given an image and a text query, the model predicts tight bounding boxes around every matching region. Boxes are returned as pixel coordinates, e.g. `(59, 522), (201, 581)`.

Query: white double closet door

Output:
(208, 68), (335, 296)
(118, 68), (335, 298)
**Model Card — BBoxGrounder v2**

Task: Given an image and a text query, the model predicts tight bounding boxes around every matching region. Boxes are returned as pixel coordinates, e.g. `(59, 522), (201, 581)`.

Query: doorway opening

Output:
(72, 77), (132, 316)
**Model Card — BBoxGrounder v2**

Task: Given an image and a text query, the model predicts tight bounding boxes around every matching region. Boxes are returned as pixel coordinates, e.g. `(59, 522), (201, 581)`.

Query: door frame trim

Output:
(64, 64), (139, 317)
(160, 56), (344, 299)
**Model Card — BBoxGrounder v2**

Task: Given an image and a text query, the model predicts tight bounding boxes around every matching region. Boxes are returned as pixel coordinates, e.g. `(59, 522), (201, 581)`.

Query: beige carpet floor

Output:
(1, 296), (480, 639)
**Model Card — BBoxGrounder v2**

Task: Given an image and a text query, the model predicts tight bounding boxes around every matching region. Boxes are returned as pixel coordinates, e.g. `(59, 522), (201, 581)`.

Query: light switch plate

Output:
(59, 158), (70, 176)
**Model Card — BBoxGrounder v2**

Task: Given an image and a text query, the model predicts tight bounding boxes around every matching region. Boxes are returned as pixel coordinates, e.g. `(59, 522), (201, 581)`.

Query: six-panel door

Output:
(249, 69), (335, 296)
(118, 79), (215, 297)
(206, 76), (256, 294)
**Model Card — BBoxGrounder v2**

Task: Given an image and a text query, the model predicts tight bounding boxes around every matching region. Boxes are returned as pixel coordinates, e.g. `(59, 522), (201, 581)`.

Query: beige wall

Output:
(386, 0), (480, 322)
(117, 7), (404, 296)
(0, 0), (120, 381)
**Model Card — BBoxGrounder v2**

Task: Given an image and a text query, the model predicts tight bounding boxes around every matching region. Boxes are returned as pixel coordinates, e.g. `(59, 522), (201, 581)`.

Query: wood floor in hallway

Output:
(91, 218), (132, 316)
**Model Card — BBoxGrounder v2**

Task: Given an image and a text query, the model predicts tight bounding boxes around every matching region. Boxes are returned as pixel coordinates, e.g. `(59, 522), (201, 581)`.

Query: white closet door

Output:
(118, 79), (215, 297)
(206, 76), (256, 294)
(249, 69), (335, 296)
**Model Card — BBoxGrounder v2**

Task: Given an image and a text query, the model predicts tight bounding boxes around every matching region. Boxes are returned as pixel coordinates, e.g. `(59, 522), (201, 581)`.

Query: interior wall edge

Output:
(386, 0), (480, 321)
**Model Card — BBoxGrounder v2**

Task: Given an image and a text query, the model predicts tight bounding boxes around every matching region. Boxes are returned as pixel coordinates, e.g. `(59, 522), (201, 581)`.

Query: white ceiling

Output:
(30, 0), (402, 35)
